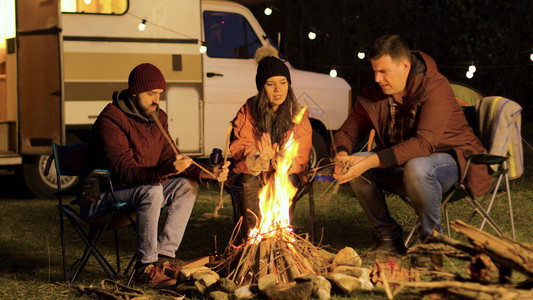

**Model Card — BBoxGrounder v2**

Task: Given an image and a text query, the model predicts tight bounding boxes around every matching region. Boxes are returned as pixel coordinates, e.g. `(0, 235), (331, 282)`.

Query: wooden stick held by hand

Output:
(151, 111), (215, 177)
(214, 122), (233, 218)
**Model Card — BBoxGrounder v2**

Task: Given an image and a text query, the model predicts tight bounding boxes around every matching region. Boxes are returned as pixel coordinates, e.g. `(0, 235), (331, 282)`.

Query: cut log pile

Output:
(388, 220), (533, 299)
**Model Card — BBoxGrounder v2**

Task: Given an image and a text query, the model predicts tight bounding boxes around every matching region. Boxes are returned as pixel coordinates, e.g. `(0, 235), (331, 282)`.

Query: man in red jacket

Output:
(85, 63), (229, 288)
(333, 35), (491, 259)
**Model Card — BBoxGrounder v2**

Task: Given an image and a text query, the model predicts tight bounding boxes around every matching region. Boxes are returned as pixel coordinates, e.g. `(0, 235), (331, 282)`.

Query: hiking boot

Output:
(133, 264), (177, 289)
(161, 261), (182, 279)
(371, 237), (407, 255)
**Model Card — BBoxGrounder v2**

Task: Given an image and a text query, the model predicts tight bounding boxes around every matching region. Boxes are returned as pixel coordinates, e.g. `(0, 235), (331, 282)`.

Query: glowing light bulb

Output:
(530, 53), (533, 62)
(329, 68), (337, 78)
(84, 0), (92, 4)
(264, 7), (272, 16)
(199, 45), (207, 53)
(308, 31), (316, 40)
(357, 52), (365, 60)
(468, 64), (476, 73)
(466, 71), (474, 79)
(138, 19), (147, 31)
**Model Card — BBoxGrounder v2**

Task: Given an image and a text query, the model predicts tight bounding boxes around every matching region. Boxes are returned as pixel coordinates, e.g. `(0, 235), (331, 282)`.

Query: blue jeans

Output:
(349, 152), (458, 239)
(84, 177), (198, 264)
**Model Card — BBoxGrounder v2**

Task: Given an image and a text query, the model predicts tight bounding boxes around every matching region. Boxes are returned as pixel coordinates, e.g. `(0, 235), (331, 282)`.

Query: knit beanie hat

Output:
(128, 63), (166, 95)
(254, 46), (291, 91)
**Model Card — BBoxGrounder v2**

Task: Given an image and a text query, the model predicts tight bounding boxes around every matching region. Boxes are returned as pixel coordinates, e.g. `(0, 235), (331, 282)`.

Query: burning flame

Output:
(248, 106), (308, 245)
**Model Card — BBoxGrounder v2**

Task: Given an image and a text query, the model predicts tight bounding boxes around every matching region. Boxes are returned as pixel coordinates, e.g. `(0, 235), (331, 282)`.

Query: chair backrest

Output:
(474, 97), (524, 179)
(53, 142), (90, 177)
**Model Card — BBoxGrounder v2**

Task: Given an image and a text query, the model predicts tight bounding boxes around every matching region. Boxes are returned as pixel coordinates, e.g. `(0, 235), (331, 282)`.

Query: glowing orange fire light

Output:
(248, 106), (308, 245)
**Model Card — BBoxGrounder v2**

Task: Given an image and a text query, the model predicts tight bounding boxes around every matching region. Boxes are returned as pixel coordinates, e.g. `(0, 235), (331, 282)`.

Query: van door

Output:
(201, 5), (267, 153)
(16, 0), (63, 154)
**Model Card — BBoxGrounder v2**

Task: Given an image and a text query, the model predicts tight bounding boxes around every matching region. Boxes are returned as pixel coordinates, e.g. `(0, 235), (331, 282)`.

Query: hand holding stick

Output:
(151, 112), (215, 178)
(214, 122), (233, 218)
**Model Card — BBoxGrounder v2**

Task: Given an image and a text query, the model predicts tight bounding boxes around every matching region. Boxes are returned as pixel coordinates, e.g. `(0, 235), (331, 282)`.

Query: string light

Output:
(138, 19), (147, 31)
(125, 7), (530, 77)
(468, 63), (476, 73)
(329, 68), (337, 78)
(199, 42), (207, 54)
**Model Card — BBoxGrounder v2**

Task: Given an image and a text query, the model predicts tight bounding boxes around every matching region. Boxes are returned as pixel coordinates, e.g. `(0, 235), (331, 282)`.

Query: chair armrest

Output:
(467, 153), (507, 165)
(44, 154), (54, 176)
(87, 169), (111, 178)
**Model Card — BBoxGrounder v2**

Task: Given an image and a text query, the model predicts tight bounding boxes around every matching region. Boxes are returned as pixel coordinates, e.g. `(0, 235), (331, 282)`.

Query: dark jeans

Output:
(227, 172), (303, 237)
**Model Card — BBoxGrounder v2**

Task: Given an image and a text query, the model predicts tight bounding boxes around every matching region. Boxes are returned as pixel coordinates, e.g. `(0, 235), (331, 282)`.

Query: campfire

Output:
(216, 106), (331, 286)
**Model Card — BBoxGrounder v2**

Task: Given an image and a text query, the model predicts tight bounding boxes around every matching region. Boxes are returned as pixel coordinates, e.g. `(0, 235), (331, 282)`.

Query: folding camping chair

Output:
(292, 172), (316, 242)
(403, 96), (523, 245)
(44, 142), (136, 283)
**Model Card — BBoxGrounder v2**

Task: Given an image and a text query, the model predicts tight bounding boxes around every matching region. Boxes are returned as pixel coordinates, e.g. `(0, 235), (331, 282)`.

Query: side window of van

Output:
(61, 0), (127, 14)
(203, 11), (261, 59)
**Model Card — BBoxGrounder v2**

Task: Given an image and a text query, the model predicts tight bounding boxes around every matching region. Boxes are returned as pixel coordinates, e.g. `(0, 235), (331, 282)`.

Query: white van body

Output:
(0, 0), (351, 197)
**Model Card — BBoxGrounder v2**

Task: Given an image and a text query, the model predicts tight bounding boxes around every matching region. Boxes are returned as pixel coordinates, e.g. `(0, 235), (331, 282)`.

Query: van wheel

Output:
(309, 130), (329, 169)
(21, 133), (81, 198)
(22, 155), (77, 198)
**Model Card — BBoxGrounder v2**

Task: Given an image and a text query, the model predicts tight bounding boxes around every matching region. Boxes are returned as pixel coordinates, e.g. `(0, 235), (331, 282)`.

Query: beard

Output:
(140, 103), (159, 118)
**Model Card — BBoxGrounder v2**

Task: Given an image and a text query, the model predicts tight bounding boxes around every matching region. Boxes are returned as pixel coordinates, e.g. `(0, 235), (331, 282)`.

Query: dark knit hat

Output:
(255, 56), (291, 91)
(128, 63), (166, 95)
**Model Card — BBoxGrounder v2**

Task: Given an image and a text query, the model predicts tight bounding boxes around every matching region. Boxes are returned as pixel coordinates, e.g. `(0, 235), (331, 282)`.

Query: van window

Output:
(61, 0), (127, 15)
(203, 11), (261, 59)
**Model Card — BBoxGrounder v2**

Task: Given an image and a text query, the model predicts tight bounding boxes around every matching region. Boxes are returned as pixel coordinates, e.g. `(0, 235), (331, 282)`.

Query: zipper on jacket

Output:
(146, 121), (155, 162)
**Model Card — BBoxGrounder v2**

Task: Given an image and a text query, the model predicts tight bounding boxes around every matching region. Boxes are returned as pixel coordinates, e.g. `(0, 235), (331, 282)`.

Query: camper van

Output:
(0, 0), (351, 198)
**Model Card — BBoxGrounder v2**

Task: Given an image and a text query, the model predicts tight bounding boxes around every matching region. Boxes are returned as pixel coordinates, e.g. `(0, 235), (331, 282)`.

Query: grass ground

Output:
(0, 122), (531, 299)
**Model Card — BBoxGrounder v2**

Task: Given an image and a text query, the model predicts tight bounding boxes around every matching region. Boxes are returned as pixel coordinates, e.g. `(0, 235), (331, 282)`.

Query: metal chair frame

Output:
(45, 142), (136, 283)
(402, 152), (516, 247)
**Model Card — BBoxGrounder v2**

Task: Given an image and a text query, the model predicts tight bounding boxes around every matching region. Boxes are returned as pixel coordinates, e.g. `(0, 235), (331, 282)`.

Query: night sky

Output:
(245, 0), (533, 112)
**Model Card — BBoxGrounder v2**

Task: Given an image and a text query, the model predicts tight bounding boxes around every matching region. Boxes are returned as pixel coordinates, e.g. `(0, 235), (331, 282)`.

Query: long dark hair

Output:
(249, 86), (299, 146)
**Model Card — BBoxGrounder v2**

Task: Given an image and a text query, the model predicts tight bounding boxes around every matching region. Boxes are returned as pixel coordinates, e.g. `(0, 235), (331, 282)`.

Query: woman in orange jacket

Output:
(228, 46), (312, 238)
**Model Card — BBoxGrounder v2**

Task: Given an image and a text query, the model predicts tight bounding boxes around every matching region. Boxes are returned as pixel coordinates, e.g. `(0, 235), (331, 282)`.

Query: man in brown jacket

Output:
(85, 63), (229, 288)
(333, 35), (492, 256)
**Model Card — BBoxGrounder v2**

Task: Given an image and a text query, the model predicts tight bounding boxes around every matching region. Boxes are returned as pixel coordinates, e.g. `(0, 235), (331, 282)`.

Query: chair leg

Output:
(464, 196), (504, 237)
(127, 267), (136, 287)
(404, 219), (419, 247)
(444, 203), (451, 237)
(67, 210), (121, 282)
(124, 253), (137, 275)
(115, 229), (121, 273)
(58, 207), (69, 283)
(308, 182), (315, 243)
(478, 174), (504, 231)
(479, 174), (515, 240)
(70, 227), (117, 282)
(504, 174), (516, 240)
